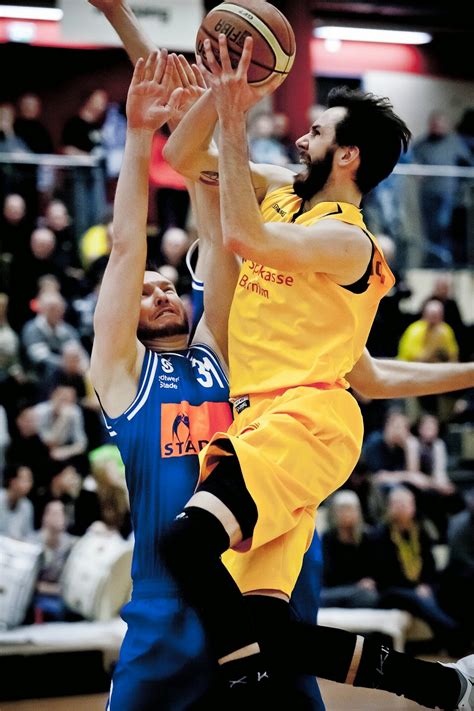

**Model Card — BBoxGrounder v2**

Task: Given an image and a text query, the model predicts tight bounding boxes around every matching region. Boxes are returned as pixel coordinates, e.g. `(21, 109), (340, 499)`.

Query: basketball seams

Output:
(206, 3), (292, 73)
(247, 1), (295, 55)
(197, 1), (295, 85)
(214, 0), (294, 54)
(199, 24), (272, 75)
(198, 24), (288, 77)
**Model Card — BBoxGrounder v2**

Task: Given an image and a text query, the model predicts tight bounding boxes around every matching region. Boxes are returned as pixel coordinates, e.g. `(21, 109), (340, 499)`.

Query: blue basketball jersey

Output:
(102, 338), (324, 709)
(191, 275), (204, 329)
(101, 342), (232, 584)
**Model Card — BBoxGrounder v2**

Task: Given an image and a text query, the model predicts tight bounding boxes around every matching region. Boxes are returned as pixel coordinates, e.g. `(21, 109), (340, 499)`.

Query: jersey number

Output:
(192, 356), (225, 389)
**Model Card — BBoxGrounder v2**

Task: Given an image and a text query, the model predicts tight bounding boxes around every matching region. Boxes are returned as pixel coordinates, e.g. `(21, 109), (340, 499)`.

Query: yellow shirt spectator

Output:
(398, 299), (459, 363)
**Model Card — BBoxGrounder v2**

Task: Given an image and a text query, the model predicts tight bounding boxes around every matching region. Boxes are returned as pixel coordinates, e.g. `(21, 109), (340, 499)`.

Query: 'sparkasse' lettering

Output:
(245, 261), (294, 286)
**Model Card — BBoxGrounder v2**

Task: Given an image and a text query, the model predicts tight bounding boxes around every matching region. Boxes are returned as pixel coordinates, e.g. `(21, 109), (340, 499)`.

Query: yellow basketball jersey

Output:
(228, 185), (395, 397)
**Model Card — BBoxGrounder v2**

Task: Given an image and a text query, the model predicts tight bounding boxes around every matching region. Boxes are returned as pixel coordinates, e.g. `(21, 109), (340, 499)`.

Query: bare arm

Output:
(90, 51), (175, 415)
(197, 36), (371, 281)
(191, 184), (240, 366)
(166, 57), (240, 366)
(163, 79), (293, 202)
(347, 348), (474, 399)
(88, 0), (155, 64)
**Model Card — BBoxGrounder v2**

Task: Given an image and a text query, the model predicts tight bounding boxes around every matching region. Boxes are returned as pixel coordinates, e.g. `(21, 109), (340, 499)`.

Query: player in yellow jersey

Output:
(158, 35), (474, 709)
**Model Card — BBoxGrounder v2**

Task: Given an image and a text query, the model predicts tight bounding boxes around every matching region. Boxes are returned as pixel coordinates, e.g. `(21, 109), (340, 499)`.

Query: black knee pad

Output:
(243, 595), (292, 656)
(197, 454), (258, 541)
(159, 505), (230, 579)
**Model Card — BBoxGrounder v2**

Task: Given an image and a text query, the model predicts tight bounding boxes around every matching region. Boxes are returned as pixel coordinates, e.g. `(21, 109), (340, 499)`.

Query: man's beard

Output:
(293, 147), (335, 202)
(137, 314), (189, 342)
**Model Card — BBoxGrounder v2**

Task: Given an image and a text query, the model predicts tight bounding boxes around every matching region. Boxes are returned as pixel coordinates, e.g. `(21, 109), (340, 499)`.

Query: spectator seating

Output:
(316, 511), (449, 651)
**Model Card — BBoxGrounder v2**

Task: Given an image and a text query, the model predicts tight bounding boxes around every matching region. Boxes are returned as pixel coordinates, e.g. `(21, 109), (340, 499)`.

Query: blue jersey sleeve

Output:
(186, 238), (204, 332)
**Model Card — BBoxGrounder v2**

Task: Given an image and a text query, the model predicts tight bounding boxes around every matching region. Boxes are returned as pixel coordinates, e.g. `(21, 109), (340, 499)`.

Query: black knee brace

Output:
(159, 506), (256, 658)
(196, 453), (258, 541)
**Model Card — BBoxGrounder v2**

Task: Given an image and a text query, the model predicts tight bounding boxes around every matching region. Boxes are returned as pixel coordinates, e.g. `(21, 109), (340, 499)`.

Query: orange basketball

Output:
(196, 0), (296, 86)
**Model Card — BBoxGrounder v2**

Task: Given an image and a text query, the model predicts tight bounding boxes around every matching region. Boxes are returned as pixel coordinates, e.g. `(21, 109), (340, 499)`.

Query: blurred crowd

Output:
(0, 90), (473, 649)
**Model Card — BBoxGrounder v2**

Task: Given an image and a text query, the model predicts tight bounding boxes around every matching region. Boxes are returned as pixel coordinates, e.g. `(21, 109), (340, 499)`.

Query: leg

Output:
(159, 455), (276, 699)
(244, 595), (469, 710)
(379, 587), (460, 642)
(319, 584), (379, 609)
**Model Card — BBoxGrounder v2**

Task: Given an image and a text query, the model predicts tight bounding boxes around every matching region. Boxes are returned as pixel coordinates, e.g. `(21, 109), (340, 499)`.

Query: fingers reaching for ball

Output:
(196, 34), (280, 116)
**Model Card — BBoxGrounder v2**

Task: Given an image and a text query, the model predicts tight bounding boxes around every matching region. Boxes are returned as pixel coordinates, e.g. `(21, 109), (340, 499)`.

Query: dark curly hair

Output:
(327, 86), (411, 194)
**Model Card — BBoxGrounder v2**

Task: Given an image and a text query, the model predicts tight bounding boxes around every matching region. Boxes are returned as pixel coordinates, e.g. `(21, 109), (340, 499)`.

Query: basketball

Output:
(196, 0), (296, 85)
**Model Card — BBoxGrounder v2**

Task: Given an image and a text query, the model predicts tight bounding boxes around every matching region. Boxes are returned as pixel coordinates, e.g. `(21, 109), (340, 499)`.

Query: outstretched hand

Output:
(126, 50), (176, 132)
(167, 54), (207, 128)
(197, 34), (282, 117)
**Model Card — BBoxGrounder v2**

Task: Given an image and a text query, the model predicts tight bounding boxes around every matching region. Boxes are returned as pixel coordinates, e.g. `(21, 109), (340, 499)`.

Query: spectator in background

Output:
(366, 235), (412, 358)
(0, 194), (33, 292)
(363, 410), (414, 481)
(426, 274), (467, 360)
(407, 414), (453, 493)
(7, 405), (56, 502)
(398, 299), (459, 364)
(42, 199), (82, 284)
(0, 291), (28, 431)
(439, 490), (474, 638)
(457, 108), (474, 160)
(272, 112), (298, 163)
(21, 291), (80, 380)
(0, 404), (9, 486)
(320, 490), (378, 609)
(363, 410), (440, 518)
(8, 227), (65, 330)
(363, 145), (413, 248)
(398, 299), (459, 421)
(46, 340), (90, 399)
(46, 340), (105, 450)
(32, 383), (88, 469)
(35, 463), (101, 535)
(79, 206), (113, 270)
(61, 88), (109, 236)
(150, 128), (190, 232)
(0, 102), (30, 154)
(159, 226), (192, 295)
(413, 111), (473, 267)
(158, 263), (179, 288)
(454, 108), (474, 264)
(72, 280), (101, 354)
(249, 112), (289, 166)
(62, 88), (108, 157)
(306, 104), (326, 127)
(0, 463), (34, 540)
(406, 414), (463, 540)
(92, 454), (131, 539)
(101, 100), (127, 196)
(28, 499), (78, 621)
(363, 410), (457, 528)
(0, 103), (37, 215)
(372, 486), (462, 652)
(14, 93), (53, 155)
(0, 292), (20, 380)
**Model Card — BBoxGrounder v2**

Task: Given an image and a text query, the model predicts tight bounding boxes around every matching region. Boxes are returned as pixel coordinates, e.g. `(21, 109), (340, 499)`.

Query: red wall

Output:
(311, 38), (430, 77)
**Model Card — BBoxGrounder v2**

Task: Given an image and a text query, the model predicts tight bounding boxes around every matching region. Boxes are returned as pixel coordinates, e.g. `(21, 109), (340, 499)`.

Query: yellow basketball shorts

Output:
(198, 385), (363, 597)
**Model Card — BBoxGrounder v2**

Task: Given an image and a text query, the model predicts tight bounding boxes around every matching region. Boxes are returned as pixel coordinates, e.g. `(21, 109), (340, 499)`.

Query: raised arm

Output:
(88, 0), (156, 64)
(90, 51), (175, 414)
(347, 348), (474, 399)
(197, 36), (371, 281)
(166, 55), (240, 365)
(191, 183), (240, 365)
(163, 74), (293, 202)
